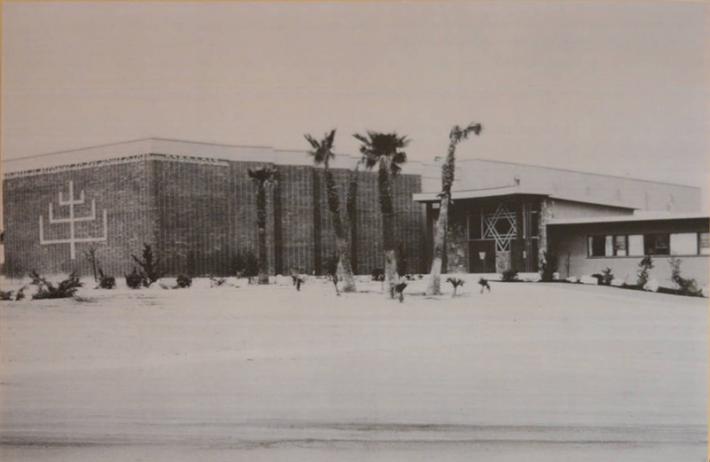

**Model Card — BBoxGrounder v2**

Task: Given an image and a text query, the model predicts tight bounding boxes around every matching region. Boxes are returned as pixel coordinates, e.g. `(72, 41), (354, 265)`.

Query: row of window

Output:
(588, 232), (710, 257)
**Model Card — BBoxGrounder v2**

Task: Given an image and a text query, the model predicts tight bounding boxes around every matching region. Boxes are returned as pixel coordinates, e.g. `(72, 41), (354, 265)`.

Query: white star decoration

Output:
(482, 204), (517, 252)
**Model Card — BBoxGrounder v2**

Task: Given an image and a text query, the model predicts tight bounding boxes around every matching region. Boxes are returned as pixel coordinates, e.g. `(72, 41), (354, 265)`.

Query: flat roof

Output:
(2, 137), (428, 175)
(548, 212), (710, 226)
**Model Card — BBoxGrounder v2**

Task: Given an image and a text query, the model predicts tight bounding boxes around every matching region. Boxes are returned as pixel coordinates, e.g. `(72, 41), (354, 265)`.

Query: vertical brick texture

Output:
(3, 156), (424, 277)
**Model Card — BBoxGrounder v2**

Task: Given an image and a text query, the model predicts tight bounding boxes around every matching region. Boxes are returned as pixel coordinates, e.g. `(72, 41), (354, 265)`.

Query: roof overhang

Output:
(548, 212), (710, 226)
(413, 185), (546, 203)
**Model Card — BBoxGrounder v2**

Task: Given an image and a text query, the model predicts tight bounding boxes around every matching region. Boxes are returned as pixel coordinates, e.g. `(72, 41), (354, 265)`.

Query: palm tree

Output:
(248, 165), (279, 284)
(426, 123), (482, 295)
(304, 129), (357, 292)
(345, 158), (362, 274)
(353, 131), (409, 298)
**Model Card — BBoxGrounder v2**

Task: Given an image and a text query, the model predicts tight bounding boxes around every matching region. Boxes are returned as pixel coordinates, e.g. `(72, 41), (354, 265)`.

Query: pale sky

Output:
(2, 1), (708, 208)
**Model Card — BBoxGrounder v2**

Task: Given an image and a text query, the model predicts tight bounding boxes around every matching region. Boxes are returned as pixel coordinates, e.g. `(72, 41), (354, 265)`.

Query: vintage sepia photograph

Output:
(0, 1), (708, 461)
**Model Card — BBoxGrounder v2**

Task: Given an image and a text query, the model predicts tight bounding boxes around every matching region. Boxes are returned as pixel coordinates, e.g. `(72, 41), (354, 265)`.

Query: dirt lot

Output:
(0, 277), (706, 461)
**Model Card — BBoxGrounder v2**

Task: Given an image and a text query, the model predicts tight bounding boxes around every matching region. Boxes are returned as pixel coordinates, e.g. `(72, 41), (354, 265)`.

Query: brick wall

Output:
(3, 158), (154, 277)
(3, 155), (424, 278)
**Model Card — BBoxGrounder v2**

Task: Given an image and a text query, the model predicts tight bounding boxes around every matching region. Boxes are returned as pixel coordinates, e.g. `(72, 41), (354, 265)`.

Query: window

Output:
(700, 232), (710, 256)
(670, 233), (698, 255)
(604, 235), (614, 257)
(644, 233), (670, 255)
(628, 235), (644, 256)
(588, 235), (606, 257)
(613, 235), (627, 256)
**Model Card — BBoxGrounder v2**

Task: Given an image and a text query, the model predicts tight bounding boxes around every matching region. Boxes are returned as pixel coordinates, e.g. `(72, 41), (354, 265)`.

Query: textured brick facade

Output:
(3, 154), (424, 277)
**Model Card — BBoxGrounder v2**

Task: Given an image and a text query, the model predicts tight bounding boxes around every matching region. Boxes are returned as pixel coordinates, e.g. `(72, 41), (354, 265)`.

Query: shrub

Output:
(209, 275), (227, 287)
(291, 273), (305, 291)
(600, 267), (614, 286)
(501, 268), (518, 282)
(15, 287), (25, 301)
(590, 269), (613, 286)
(97, 268), (116, 289)
(669, 258), (702, 297)
(176, 274), (192, 288)
(125, 268), (143, 289)
(446, 277), (464, 297)
(30, 270), (82, 299)
(539, 251), (558, 282)
(175, 274), (192, 289)
(371, 268), (385, 281)
(0, 287), (26, 301)
(132, 244), (161, 287)
(394, 281), (407, 303)
(637, 256), (654, 288)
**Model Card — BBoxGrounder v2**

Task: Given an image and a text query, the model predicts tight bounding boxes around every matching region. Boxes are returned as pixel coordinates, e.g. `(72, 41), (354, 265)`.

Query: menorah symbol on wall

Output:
(39, 180), (108, 260)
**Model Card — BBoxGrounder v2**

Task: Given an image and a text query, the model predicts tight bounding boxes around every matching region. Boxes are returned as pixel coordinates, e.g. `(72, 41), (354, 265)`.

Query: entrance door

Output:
(469, 241), (496, 273)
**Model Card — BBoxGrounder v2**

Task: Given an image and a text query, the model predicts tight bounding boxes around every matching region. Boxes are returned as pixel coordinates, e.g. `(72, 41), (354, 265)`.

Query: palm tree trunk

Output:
(256, 184), (269, 284)
(346, 163), (360, 275)
(426, 196), (448, 295)
(323, 167), (357, 292)
(379, 165), (398, 298)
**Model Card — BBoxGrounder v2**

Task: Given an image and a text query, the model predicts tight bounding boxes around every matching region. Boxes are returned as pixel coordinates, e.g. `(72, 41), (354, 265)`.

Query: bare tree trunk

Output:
(256, 185), (269, 285)
(426, 197), (448, 295)
(323, 167), (357, 292)
(383, 248), (398, 299)
(382, 209), (399, 299)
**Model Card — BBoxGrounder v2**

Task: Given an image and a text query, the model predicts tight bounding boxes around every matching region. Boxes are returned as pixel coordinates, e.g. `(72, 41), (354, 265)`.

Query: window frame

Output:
(586, 231), (708, 258)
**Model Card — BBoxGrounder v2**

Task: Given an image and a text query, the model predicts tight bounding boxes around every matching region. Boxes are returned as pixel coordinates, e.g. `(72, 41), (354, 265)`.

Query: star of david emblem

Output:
(482, 204), (517, 251)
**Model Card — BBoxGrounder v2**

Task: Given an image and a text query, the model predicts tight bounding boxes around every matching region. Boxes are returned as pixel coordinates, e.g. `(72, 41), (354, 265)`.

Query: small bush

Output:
(30, 270), (82, 299)
(478, 278), (491, 293)
(97, 268), (116, 289)
(600, 267), (614, 286)
(446, 277), (464, 297)
(176, 274), (192, 288)
(132, 244), (161, 287)
(590, 269), (613, 286)
(125, 268), (143, 289)
(539, 251), (558, 282)
(637, 256), (654, 288)
(394, 281), (407, 303)
(501, 268), (518, 282)
(209, 275), (227, 287)
(291, 273), (305, 291)
(15, 287), (25, 301)
(669, 258), (702, 297)
(371, 268), (385, 281)
(0, 290), (12, 301)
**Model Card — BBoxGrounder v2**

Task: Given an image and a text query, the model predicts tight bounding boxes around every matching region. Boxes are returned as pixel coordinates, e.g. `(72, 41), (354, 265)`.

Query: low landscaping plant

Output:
(29, 270), (82, 300)
(132, 244), (161, 287)
(669, 258), (702, 297)
(125, 268), (143, 289)
(97, 268), (116, 289)
(591, 268), (614, 286)
(636, 256), (654, 288)
(446, 277), (464, 297)
(176, 274), (192, 288)
(371, 268), (385, 282)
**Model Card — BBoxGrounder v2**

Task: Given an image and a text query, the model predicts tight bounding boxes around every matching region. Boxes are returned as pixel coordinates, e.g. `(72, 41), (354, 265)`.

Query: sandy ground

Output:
(0, 276), (707, 461)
